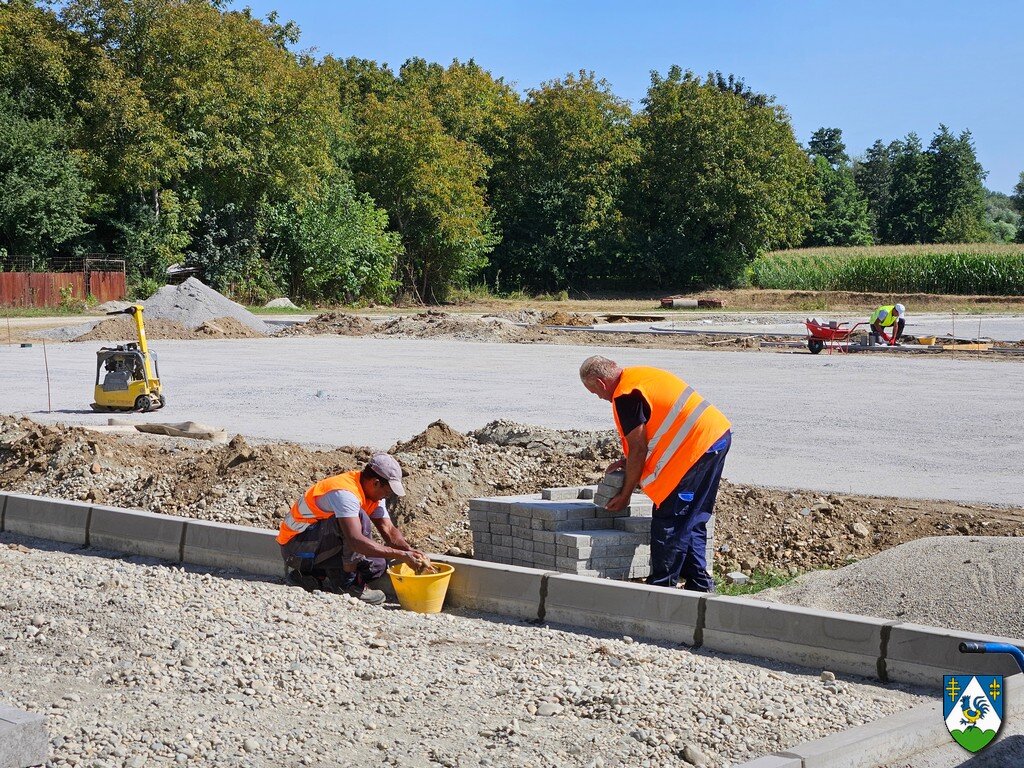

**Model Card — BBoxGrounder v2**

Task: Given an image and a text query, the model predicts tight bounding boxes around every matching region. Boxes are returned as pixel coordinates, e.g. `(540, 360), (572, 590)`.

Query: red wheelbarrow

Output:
(805, 319), (865, 354)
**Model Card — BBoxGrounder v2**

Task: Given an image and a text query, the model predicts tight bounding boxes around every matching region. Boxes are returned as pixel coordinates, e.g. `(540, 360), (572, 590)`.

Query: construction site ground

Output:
(2, 295), (1023, 767)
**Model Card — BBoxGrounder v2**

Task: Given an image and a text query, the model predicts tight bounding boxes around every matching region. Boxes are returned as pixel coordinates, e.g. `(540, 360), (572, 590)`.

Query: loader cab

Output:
(92, 343), (164, 412)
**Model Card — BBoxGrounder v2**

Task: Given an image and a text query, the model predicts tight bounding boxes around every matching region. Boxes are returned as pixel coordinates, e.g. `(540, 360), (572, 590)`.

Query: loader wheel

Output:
(808, 339), (824, 355)
(135, 394), (155, 412)
(157, 395), (167, 409)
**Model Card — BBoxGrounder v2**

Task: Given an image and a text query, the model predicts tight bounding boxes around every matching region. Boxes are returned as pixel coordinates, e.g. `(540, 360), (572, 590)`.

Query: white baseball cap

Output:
(894, 303), (906, 316)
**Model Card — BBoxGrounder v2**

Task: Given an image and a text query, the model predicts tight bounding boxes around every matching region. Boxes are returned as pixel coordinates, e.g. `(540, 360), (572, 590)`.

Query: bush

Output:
(749, 244), (1024, 295)
(128, 277), (161, 301)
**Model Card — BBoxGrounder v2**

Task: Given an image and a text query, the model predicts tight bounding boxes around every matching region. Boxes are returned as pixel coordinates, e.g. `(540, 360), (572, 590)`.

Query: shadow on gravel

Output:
(951, 735), (1024, 767)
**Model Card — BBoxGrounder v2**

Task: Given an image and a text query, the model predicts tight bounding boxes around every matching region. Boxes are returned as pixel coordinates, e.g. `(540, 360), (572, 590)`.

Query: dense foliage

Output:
(0, 0), (1020, 300)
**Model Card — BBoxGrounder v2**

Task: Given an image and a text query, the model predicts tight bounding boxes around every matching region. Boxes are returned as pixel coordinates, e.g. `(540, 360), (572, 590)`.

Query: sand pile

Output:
(72, 315), (263, 341)
(538, 310), (595, 327)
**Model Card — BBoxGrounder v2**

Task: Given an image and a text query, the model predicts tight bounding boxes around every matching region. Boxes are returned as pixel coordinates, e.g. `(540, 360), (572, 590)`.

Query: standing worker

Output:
(869, 303), (906, 346)
(579, 356), (731, 592)
(276, 454), (429, 604)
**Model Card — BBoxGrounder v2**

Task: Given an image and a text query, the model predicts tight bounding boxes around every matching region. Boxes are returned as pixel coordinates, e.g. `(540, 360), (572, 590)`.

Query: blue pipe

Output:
(960, 641), (1024, 674)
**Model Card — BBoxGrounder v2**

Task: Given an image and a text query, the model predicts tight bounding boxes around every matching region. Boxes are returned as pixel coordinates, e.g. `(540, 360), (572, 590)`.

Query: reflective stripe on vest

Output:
(611, 366), (731, 506)
(276, 470), (378, 546)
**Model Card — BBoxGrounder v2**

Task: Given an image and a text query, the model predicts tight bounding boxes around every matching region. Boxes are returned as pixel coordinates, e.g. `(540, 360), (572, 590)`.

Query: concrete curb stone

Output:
(0, 703), (47, 768)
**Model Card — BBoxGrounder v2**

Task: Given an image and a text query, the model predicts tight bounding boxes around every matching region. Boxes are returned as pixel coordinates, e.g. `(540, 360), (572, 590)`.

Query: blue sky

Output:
(241, 1), (1023, 193)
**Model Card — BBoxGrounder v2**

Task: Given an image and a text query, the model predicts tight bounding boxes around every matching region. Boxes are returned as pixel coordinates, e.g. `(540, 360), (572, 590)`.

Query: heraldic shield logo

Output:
(943, 675), (1003, 752)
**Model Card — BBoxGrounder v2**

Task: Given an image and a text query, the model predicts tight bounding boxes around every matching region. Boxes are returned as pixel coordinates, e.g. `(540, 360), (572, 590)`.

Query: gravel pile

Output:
(143, 278), (270, 334)
(756, 536), (1024, 639)
(0, 534), (929, 768)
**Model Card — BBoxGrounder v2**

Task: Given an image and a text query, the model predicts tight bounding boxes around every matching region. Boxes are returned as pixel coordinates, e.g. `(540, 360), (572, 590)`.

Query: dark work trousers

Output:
(280, 513), (386, 586)
(647, 431), (731, 592)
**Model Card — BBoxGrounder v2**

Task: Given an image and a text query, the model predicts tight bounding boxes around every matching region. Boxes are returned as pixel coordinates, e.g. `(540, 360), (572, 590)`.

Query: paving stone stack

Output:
(469, 470), (715, 581)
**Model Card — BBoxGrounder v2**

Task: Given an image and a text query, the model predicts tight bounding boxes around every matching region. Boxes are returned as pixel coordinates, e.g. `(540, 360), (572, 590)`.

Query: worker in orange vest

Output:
(579, 356), (731, 592)
(277, 453), (428, 604)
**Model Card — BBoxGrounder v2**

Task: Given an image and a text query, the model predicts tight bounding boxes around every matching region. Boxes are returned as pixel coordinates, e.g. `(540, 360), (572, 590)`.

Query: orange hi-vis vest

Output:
(276, 470), (378, 546)
(612, 366), (731, 506)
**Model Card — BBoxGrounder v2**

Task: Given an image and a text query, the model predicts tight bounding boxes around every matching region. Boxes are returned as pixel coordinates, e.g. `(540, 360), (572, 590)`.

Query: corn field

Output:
(749, 245), (1024, 295)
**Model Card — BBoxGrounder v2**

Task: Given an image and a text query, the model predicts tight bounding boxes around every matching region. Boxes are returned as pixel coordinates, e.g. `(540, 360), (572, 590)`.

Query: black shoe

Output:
(285, 569), (322, 592)
(321, 575), (386, 605)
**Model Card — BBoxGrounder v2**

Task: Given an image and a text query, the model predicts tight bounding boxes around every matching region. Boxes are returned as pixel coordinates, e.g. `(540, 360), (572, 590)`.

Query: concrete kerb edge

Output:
(738, 674), (1024, 768)
(0, 491), (7, 532)
(0, 701), (48, 768)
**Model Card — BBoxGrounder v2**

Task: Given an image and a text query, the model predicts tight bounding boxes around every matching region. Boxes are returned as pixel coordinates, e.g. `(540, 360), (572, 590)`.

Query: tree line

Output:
(1, 0), (1022, 303)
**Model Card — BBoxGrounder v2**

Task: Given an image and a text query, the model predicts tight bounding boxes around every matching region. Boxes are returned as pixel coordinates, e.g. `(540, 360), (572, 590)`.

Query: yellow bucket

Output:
(387, 562), (455, 613)
(917, 336), (936, 346)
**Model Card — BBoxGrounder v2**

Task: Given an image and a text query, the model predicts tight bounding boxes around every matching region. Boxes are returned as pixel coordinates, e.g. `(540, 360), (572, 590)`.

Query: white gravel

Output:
(139, 278), (270, 334)
(756, 536), (1024, 640)
(0, 533), (929, 768)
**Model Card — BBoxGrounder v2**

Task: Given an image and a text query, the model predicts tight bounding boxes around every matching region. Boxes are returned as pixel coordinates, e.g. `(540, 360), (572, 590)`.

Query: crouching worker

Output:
(277, 453), (428, 605)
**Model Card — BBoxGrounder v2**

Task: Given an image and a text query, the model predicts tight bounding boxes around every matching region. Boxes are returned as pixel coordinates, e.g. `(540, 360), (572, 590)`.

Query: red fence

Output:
(0, 271), (127, 307)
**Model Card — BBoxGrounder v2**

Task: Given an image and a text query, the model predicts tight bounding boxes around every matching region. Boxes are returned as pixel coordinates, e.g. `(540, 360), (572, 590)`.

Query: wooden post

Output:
(42, 339), (52, 413)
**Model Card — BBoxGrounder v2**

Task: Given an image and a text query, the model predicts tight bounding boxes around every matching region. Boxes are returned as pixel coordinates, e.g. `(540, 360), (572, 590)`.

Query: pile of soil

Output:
(143, 277), (270, 334)
(374, 311), (526, 342)
(278, 312), (374, 337)
(73, 315), (263, 341)
(538, 310), (596, 327)
(2, 415), (1020, 571)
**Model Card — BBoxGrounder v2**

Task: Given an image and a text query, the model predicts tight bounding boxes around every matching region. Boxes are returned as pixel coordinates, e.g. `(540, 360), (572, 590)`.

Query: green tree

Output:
(853, 140), (894, 242)
(487, 71), (638, 290)
(263, 175), (401, 303)
(925, 125), (987, 242)
(348, 74), (497, 301)
(628, 67), (816, 289)
(1011, 172), (1024, 243)
(804, 156), (872, 247)
(0, 94), (91, 258)
(808, 127), (849, 167)
(984, 190), (1019, 243)
(885, 133), (930, 243)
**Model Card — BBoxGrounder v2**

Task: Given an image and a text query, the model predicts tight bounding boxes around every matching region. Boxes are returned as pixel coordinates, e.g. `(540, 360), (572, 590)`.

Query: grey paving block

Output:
(533, 531), (555, 544)
(615, 516), (651, 534)
(885, 624), (1024, 685)
(432, 556), (545, 619)
(555, 532), (592, 547)
(3, 493), (91, 545)
(702, 596), (885, 679)
(0, 703), (47, 768)
(182, 519), (284, 577)
(545, 574), (701, 644)
(577, 486), (597, 499)
(88, 505), (186, 562)
(580, 518), (615, 530)
(492, 545), (512, 561)
(541, 487), (581, 501)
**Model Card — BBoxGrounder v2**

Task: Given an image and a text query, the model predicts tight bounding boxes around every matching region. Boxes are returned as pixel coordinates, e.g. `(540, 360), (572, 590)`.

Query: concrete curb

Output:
(0, 703), (47, 768)
(735, 672), (1024, 768)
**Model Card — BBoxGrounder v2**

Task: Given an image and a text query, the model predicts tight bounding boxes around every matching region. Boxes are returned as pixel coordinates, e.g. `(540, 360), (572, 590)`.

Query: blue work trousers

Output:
(647, 431), (731, 592)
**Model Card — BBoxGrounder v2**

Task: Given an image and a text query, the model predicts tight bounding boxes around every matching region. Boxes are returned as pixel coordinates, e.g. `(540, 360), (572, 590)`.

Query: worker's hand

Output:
(398, 549), (429, 571)
(604, 490), (630, 512)
(605, 458), (626, 473)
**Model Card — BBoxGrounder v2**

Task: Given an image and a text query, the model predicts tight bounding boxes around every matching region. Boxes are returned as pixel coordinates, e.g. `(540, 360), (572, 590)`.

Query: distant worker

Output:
(276, 454), (428, 604)
(869, 303), (906, 346)
(579, 356), (731, 593)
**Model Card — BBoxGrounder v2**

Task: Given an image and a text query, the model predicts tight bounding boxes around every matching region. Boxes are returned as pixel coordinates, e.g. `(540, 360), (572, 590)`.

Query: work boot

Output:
(321, 573), (387, 605)
(285, 569), (322, 593)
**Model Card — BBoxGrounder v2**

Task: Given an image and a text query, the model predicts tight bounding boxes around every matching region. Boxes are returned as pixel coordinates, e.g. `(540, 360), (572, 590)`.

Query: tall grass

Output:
(749, 244), (1024, 295)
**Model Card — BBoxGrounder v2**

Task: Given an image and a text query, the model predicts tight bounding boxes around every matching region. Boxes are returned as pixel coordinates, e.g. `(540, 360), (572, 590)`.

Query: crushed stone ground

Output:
(2, 416), (1021, 584)
(756, 536), (1024, 640)
(0, 534), (929, 768)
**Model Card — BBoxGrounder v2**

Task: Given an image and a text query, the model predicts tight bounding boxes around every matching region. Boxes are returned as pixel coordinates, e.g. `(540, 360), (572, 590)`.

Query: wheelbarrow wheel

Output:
(808, 339), (825, 354)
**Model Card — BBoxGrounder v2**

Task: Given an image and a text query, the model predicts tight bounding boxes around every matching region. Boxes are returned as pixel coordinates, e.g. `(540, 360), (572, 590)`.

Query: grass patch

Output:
(0, 306), (94, 317)
(245, 305), (311, 315)
(714, 568), (800, 596)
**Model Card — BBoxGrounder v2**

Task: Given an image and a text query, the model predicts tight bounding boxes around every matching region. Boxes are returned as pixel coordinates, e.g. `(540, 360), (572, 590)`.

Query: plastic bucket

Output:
(387, 562), (455, 614)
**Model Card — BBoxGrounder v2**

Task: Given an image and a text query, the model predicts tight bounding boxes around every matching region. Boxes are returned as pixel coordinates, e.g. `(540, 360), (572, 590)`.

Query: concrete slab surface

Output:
(0, 703), (47, 768)
(2, 336), (1021, 505)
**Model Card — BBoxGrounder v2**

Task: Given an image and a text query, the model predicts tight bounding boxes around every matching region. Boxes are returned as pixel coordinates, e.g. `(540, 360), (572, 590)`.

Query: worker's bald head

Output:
(579, 356), (622, 402)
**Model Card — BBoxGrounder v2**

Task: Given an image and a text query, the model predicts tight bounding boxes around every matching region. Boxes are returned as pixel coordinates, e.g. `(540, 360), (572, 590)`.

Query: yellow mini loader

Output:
(90, 305), (166, 413)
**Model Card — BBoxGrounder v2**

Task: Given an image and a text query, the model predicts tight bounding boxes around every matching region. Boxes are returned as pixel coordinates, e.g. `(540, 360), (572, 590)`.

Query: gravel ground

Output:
(0, 533), (930, 768)
(756, 537), (1024, 639)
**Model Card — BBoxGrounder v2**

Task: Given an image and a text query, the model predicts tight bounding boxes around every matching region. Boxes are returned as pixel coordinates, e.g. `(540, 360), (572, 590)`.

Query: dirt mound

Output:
(194, 317), (265, 338)
(392, 420), (470, 453)
(280, 312), (374, 337)
(3, 414), (1020, 566)
(484, 309), (544, 323)
(375, 311), (526, 342)
(74, 316), (199, 341)
(539, 311), (595, 327)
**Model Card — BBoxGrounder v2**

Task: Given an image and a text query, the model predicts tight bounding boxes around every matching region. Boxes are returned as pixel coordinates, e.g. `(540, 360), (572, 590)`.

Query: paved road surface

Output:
(2, 337), (1021, 505)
